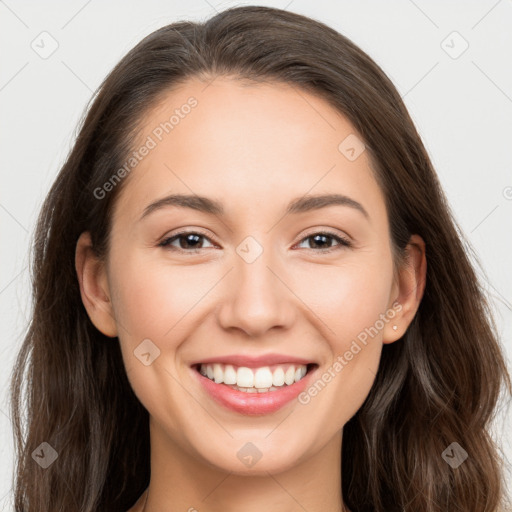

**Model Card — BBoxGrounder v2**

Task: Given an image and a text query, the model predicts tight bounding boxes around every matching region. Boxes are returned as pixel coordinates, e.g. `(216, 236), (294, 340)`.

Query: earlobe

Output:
(383, 234), (427, 344)
(75, 231), (118, 337)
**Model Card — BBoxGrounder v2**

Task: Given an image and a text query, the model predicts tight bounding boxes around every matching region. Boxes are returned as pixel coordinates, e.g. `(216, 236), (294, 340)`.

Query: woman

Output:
(10, 5), (511, 512)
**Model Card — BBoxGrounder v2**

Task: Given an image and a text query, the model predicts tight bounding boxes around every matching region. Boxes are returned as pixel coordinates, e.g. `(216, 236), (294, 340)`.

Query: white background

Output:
(1, 0), (511, 508)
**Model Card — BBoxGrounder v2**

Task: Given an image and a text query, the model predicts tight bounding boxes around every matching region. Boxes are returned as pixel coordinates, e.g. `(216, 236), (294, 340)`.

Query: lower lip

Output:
(191, 365), (318, 416)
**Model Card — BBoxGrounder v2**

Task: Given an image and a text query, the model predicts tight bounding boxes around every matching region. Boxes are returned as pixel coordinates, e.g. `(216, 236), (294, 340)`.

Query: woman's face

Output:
(79, 77), (421, 476)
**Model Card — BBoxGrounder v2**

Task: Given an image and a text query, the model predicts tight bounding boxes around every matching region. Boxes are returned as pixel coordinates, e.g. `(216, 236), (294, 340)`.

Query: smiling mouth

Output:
(191, 362), (318, 393)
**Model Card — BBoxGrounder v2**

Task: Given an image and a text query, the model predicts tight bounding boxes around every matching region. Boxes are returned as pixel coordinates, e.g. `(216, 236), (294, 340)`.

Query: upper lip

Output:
(191, 353), (316, 369)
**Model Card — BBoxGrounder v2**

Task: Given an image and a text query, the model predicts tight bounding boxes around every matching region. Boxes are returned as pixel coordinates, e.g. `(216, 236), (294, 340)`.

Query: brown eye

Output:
(295, 232), (352, 252)
(159, 231), (215, 252)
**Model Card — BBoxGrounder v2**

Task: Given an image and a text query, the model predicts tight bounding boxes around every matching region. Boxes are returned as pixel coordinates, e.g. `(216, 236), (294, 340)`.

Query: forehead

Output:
(112, 76), (386, 228)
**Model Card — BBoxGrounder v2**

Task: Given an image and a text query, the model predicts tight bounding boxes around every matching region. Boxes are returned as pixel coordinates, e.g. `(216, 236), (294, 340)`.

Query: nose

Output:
(216, 247), (296, 338)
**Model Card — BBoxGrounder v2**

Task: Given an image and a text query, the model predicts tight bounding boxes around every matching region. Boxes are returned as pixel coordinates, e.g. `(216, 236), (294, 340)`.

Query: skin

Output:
(75, 77), (426, 512)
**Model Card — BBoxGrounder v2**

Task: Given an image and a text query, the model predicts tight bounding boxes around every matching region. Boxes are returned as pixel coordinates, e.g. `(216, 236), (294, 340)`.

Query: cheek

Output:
(290, 254), (393, 345)
(110, 252), (212, 341)
(108, 254), (205, 429)
(290, 257), (392, 419)
(107, 253), (200, 390)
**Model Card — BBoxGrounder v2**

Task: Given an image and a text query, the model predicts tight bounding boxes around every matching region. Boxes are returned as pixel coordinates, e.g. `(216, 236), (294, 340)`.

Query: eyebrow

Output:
(139, 193), (369, 221)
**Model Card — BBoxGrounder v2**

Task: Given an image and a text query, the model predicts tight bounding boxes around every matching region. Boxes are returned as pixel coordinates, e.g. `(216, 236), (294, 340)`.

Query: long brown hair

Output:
(10, 5), (511, 511)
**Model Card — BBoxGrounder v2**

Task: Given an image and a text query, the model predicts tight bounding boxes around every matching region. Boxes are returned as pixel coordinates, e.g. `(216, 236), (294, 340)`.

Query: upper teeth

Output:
(199, 363), (308, 388)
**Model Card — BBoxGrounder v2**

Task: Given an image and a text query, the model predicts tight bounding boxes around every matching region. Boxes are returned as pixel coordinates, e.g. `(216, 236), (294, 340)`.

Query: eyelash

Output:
(158, 229), (352, 254)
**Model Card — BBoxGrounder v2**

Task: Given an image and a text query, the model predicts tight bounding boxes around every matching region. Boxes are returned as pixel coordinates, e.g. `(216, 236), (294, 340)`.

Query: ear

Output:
(383, 234), (427, 343)
(75, 231), (118, 337)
